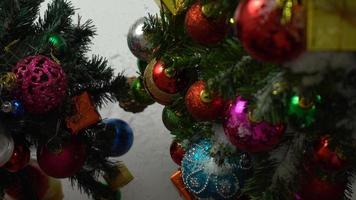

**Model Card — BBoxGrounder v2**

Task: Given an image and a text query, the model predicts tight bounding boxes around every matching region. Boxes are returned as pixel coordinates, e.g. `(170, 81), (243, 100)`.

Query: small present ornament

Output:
(170, 170), (195, 200)
(42, 178), (64, 200)
(66, 92), (101, 134)
(307, 0), (356, 51)
(154, 0), (186, 15)
(104, 163), (134, 190)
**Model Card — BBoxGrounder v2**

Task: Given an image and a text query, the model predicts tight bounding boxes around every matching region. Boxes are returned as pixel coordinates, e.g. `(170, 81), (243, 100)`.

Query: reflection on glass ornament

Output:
(11, 100), (24, 117)
(127, 18), (151, 61)
(223, 97), (285, 152)
(103, 119), (134, 157)
(3, 142), (30, 172)
(0, 134), (14, 167)
(182, 139), (251, 200)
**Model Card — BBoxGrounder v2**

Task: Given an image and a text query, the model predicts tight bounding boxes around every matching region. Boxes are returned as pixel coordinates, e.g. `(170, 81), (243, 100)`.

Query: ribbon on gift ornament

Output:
(307, 0), (356, 50)
(154, 0), (186, 15)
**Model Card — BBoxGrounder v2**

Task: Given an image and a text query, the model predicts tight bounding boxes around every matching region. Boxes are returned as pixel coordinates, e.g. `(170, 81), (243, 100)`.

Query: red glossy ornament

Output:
(153, 60), (179, 94)
(299, 175), (346, 200)
(235, 0), (305, 63)
(185, 2), (229, 45)
(5, 161), (49, 200)
(3, 143), (30, 172)
(185, 80), (224, 121)
(37, 137), (86, 178)
(313, 136), (346, 171)
(144, 60), (180, 105)
(170, 140), (186, 166)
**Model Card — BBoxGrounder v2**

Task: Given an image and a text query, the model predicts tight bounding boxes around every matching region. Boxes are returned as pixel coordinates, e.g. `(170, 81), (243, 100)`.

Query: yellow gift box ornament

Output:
(154, 0), (186, 15)
(307, 0), (356, 51)
(104, 163), (134, 190)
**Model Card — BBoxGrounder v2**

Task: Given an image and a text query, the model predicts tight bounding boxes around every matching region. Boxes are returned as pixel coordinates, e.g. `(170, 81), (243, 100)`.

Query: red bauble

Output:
(185, 2), (229, 45)
(298, 175), (346, 200)
(5, 161), (49, 200)
(37, 137), (86, 178)
(153, 60), (180, 94)
(313, 136), (346, 171)
(3, 142), (30, 172)
(235, 0), (305, 63)
(144, 60), (180, 105)
(185, 81), (224, 121)
(170, 140), (186, 166)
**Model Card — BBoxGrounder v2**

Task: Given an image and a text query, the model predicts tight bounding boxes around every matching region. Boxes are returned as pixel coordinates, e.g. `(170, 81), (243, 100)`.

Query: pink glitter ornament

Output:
(13, 55), (67, 114)
(223, 97), (285, 152)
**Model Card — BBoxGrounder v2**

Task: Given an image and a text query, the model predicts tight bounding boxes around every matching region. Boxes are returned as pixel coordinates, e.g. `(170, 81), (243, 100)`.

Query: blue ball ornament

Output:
(182, 140), (251, 200)
(103, 119), (134, 157)
(11, 100), (24, 117)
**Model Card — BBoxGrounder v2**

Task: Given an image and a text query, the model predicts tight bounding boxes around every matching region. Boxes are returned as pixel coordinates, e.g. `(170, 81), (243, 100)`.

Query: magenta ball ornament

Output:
(223, 97), (285, 152)
(13, 55), (67, 114)
(37, 137), (86, 178)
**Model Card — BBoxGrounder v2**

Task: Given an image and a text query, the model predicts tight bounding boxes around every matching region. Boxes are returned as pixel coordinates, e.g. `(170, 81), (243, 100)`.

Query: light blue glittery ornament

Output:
(182, 139), (251, 200)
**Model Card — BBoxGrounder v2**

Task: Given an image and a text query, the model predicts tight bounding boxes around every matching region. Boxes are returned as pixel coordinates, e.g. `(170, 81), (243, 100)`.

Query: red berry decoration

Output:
(3, 142), (30, 172)
(185, 2), (229, 45)
(235, 0), (305, 63)
(223, 97), (285, 152)
(185, 80), (224, 121)
(13, 55), (67, 114)
(37, 137), (86, 178)
(313, 136), (346, 171)
(5, 161), (49, 200)
(170, 140), (186, 166)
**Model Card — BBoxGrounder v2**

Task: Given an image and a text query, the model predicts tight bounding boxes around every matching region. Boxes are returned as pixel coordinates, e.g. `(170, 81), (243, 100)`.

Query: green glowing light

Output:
(49, 35), (60, 46)
(291, 95), (299, 106)
(48, 34), (66, 52)
(288, 94), (321, 128)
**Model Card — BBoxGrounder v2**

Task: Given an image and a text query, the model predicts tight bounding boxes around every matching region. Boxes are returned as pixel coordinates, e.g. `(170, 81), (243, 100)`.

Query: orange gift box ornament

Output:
(104, 163), (134, 190)
(66, 92), (101, 134)
(307, 0), (356, 51)
(170, 170), (195, 200)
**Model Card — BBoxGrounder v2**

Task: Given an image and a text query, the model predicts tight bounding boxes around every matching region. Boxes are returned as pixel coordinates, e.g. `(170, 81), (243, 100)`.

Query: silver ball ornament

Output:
(0, 133), (14, 167)
(127, 18), (151, 61)
(1, 101), (12, 113)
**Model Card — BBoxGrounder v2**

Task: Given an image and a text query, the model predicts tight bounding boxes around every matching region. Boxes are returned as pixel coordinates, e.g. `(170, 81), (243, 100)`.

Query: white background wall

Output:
(41, 0), (181, 199)
(39, 1), (356, 200)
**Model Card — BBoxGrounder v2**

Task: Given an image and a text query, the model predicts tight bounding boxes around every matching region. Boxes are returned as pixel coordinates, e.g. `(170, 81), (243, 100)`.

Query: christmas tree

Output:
(0, 0), (137, 199)
(125, 0), (356, 199)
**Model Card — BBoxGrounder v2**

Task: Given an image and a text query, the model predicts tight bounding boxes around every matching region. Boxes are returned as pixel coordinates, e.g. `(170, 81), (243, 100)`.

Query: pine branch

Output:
(0, 0), (43, 40)
(71, 170), (116, 200)
(37, 0), (75, 32)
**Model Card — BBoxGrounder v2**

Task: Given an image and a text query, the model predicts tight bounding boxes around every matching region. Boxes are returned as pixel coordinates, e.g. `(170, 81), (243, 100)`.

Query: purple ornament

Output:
(223, 97), (285, 152)
(13, 55), (67, 114)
